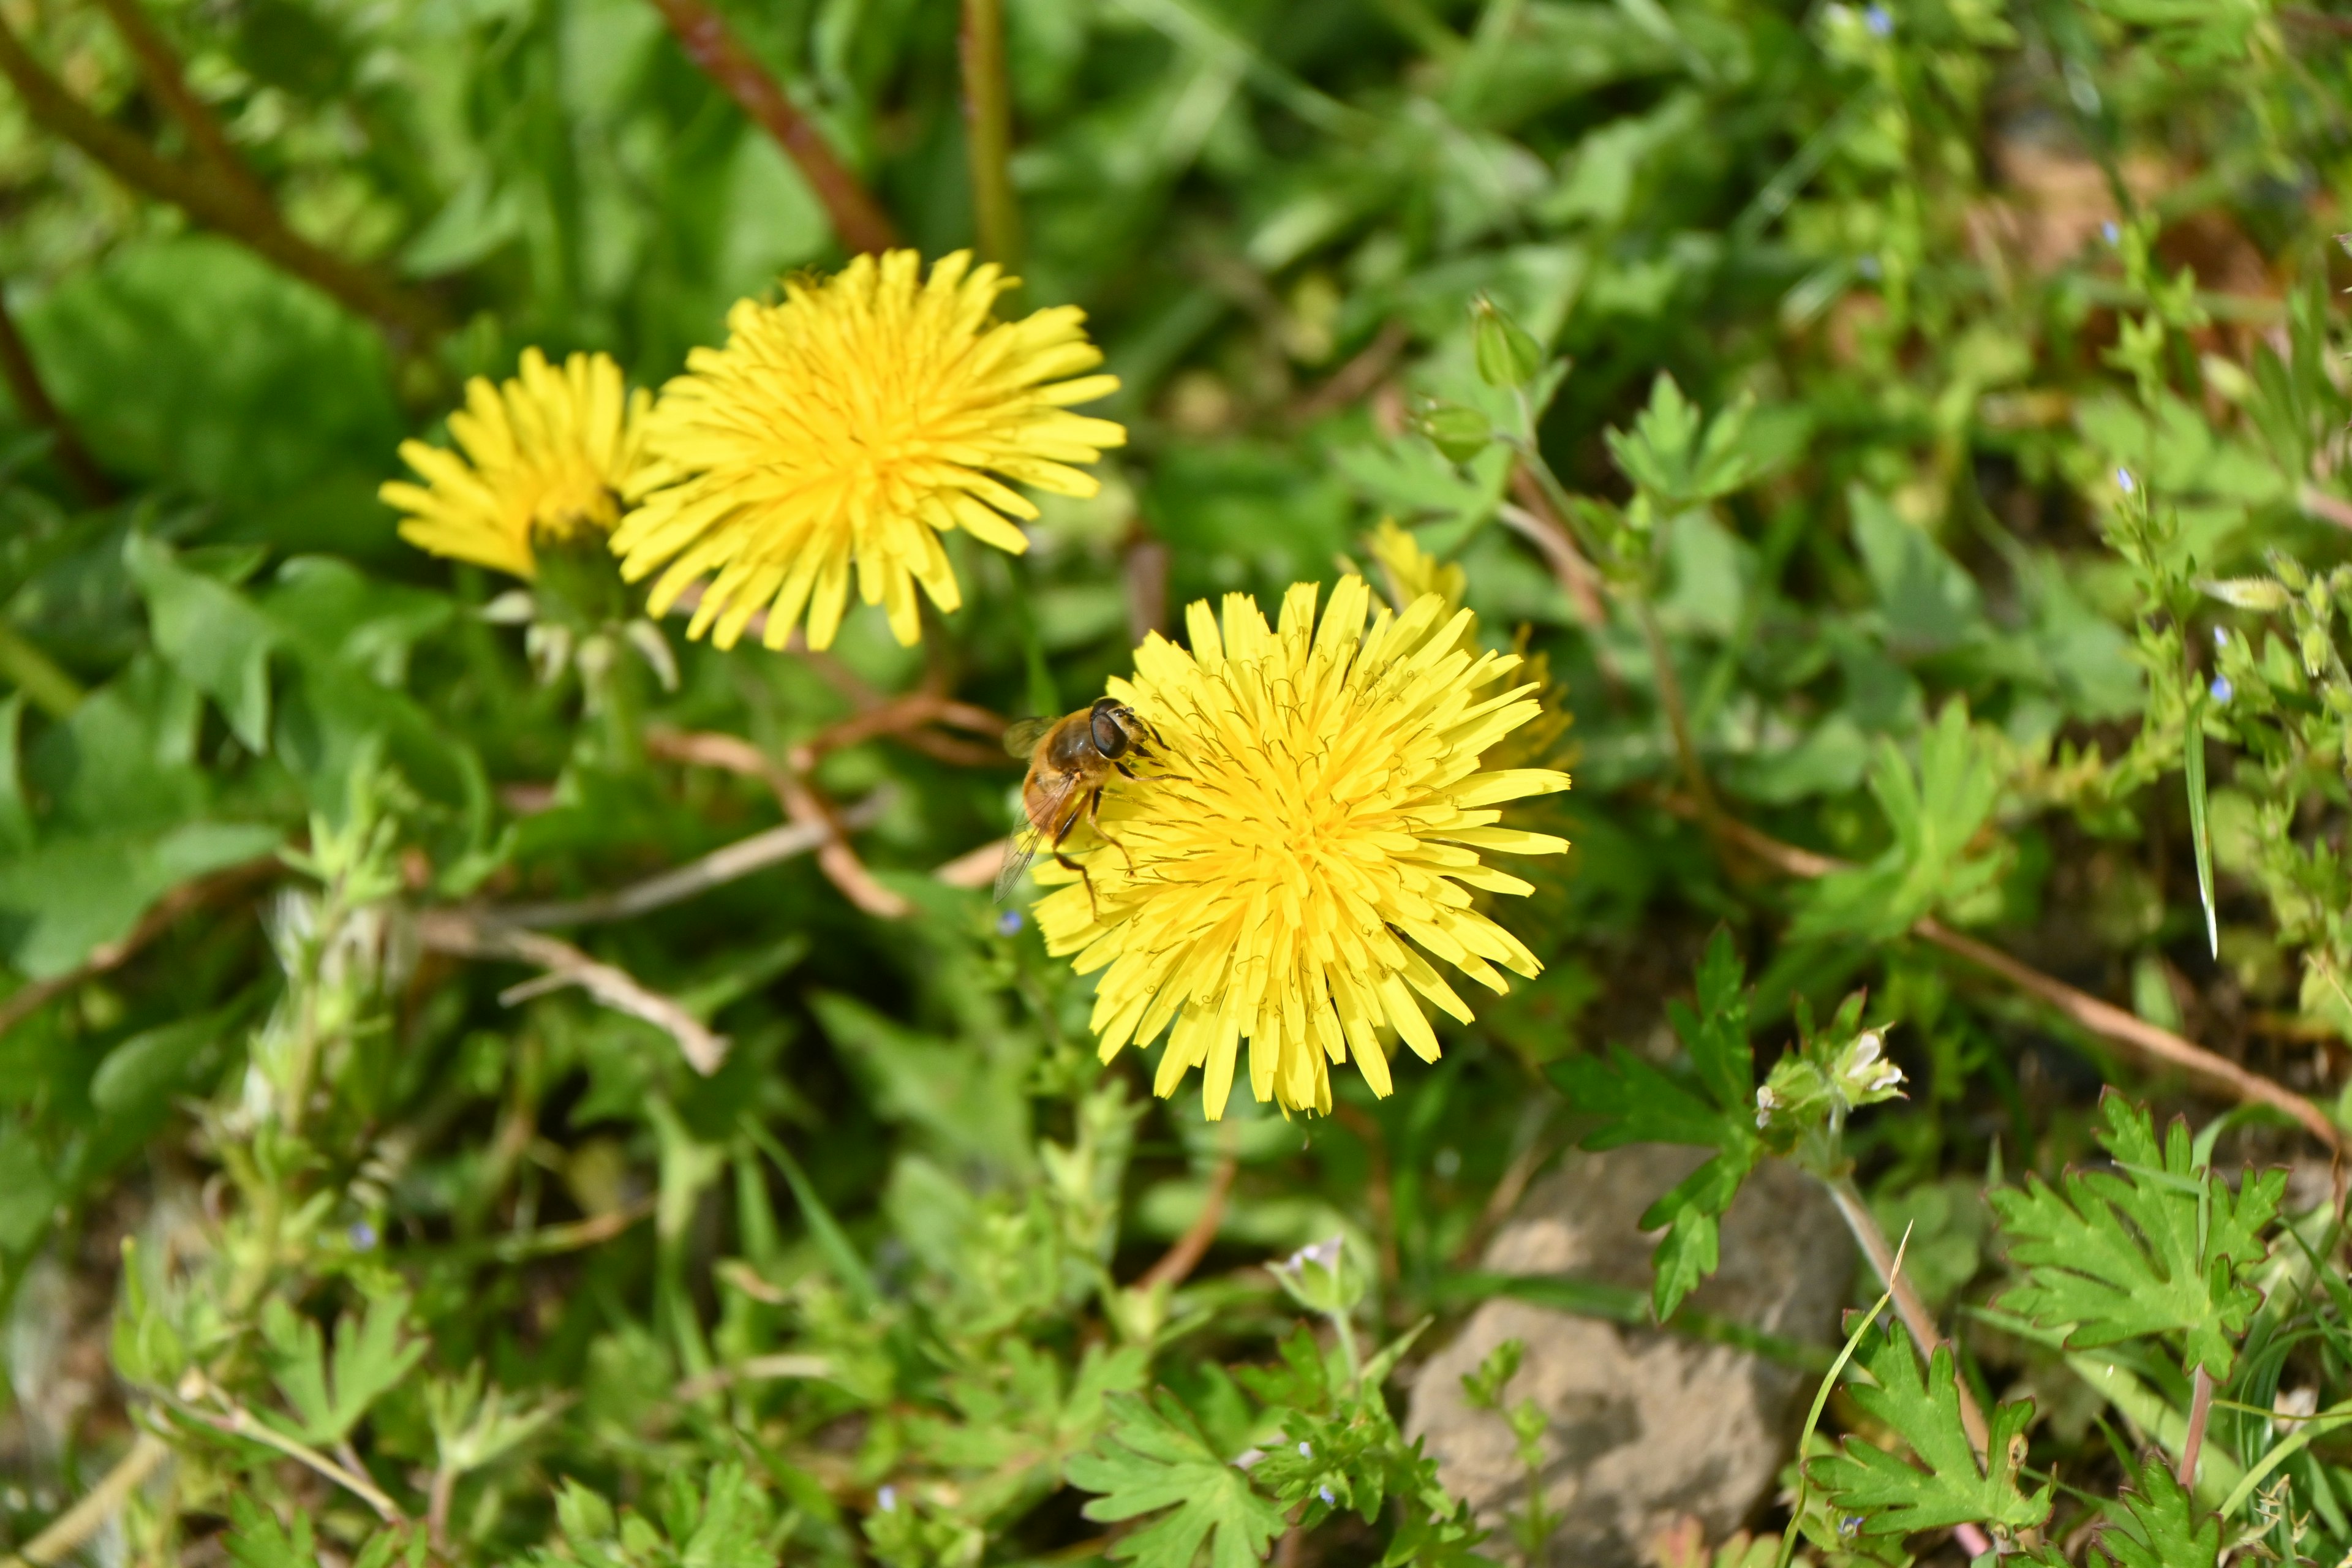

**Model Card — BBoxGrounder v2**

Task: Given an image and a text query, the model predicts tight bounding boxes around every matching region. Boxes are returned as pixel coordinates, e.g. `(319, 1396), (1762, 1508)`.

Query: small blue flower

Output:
(1856, 255), (1882, 281)
(2103, 221), (2121, 246)
(349, 1221), (378, 1251)
(877, 1486), (897, 1513)
(996, 910), (1023, 937)
(1298, 1441), (1313, 1457)
(1863, 4), (1893, 35)
(2211, 676), (2234, 704)
(1318, 1487), (1336, 1506)
(2214, 626), (2230, 648)
(2116, 467), (2136, 494)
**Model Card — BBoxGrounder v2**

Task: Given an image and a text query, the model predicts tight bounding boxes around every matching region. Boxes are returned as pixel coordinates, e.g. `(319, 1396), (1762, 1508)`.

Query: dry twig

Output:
(0, 1432), (171, 1568)
(1685, 801), (2345, 1152)
(416, 910), (728, 1073)
(649, 726), (918, 918)
(487, 797), (886, 927)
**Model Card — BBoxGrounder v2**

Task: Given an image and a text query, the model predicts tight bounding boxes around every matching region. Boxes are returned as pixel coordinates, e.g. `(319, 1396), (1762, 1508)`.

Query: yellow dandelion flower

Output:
(609, 249), (1126, 652)
(380, 349), (650, 579)
(1034, 575), (1572, 1119)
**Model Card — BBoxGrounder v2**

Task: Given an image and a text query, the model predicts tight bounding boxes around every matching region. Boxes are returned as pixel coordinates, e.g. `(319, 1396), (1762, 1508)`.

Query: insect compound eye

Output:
(1090, 705), (1131, 758)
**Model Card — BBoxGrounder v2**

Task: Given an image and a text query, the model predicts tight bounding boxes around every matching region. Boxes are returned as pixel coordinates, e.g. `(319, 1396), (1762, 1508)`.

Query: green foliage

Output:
(1807, 1330), (2051, 1542)
(1552, 931), (1760, 1320)
(2084, 1466), (2220, 1568)
(1989, 1093), (2284, 1378)
(1066, 1393), (1287, 1568)
(9, 0), (2352, 1562)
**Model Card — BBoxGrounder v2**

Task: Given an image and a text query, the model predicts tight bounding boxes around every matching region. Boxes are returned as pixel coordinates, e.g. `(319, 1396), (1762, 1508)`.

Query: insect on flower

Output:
(996, 699), (1167, 911)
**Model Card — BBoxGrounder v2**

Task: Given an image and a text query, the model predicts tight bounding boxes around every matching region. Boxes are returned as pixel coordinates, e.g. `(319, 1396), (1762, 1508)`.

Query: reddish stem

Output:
(641, 0), (898, 255)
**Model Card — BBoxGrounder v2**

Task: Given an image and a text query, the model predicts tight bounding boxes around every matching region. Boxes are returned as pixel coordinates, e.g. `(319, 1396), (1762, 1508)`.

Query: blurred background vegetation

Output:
(10, 0), (2352, 1561)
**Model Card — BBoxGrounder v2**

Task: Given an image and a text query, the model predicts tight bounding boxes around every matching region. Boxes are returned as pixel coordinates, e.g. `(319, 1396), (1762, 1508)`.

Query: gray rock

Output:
(1405, 1145), (1852, 1567)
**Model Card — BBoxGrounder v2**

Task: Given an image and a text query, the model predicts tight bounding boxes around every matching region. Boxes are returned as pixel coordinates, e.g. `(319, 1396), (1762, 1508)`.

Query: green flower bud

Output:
(1417, 404), (1494, 464)
(1471, 296), (1545, 388)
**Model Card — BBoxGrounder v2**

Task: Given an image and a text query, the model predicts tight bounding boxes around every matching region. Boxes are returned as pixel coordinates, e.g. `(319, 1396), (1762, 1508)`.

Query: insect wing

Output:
(1001, 716), (1055, 758)
(993, 769), (1084, 905)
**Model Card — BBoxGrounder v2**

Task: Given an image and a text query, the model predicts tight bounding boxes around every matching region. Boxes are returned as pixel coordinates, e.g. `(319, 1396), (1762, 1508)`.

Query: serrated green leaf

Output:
(1067, 1391), (1286, 1568)
(2086, 1464), (2218, 1568)
(1989, 1093), (2283, 1377)
(224, 1494), (316, 1568)
(260, 1289), (426, 1446)
(1808, 1330), (2051, 1537)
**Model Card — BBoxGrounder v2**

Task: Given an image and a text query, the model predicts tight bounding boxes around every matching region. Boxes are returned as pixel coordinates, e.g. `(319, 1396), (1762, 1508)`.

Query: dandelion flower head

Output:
(1035, 576), (1571, 1118)
(610, 249), (1126, 652)
(381, 349), (650, 579)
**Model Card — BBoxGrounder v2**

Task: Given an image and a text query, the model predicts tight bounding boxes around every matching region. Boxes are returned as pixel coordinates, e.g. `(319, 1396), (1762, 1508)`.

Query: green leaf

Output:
(1807, 1329), (2052, 1537)
(2086, 1464), (2218, 1568)
(1988, 1093), (2283, 1378)
(1067, 1391), (1287, 1568)
(2185, 692), (2217, 960)
(1551, 933), (1760, 1320)
(1792, 699), (2007, 943)
(224, 1494), (316, 1568)
(260, 1289), (427, 1445)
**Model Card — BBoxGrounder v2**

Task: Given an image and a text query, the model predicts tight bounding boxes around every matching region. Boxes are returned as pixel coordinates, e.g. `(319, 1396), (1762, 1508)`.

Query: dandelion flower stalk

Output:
(380, 348), (650, 581)
(612, 249), (1126, 652)
(1035, 576), (1571, 1117)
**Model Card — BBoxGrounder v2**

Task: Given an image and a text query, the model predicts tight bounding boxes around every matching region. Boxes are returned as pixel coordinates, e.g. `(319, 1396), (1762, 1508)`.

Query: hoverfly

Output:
(993, 698), (1162, 910)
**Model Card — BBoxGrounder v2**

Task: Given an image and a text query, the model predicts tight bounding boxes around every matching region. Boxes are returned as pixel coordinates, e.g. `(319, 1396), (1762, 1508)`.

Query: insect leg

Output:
(1051, 809), (1102, 923)
(1085, 786), (1139, 876)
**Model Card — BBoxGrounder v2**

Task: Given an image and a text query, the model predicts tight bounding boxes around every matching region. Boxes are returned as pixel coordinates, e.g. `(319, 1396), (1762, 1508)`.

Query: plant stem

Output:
(0, 1432), (170, 1568)
(1824, 1173), (1991, 1459)
(87, 0), (271, 215)
(1137, 1156), (1236, 1290)
(959, 0), (1022, 272)
(2179, 1363), (2216, 1488)
(1670, 797), (2348, 1154)
(0, 288), (111, 506)
(0, 621), (89, 717)
(0, 15), (444, 345)
(1633, 595), (1722, 839)
(640, 0), (897, 255)
(178, 1389), (405, 1522)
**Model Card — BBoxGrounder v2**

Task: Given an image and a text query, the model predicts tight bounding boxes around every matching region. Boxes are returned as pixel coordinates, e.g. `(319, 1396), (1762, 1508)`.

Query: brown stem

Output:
(1678, 799), (2346, 1152)
(1137, 1156), (1237, 1290)
(416, 911), (729, 1073)
(0, 858), (276, 1041)
(0, 15), (443, 344)
(1917, 918), (2341, 1150)
(0, 285), (111, 504)
(1827, 1174), (1991, 1460)
(645, 726), (911, 918)
(640, 0), (897, 255)
(1290, 319), (1411, 426)
(2178, 1363), (2216, 1488)
(87, 0), (271, 214)
(1634, 596), (1722, 838)
(959, 0), (1020, 270)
